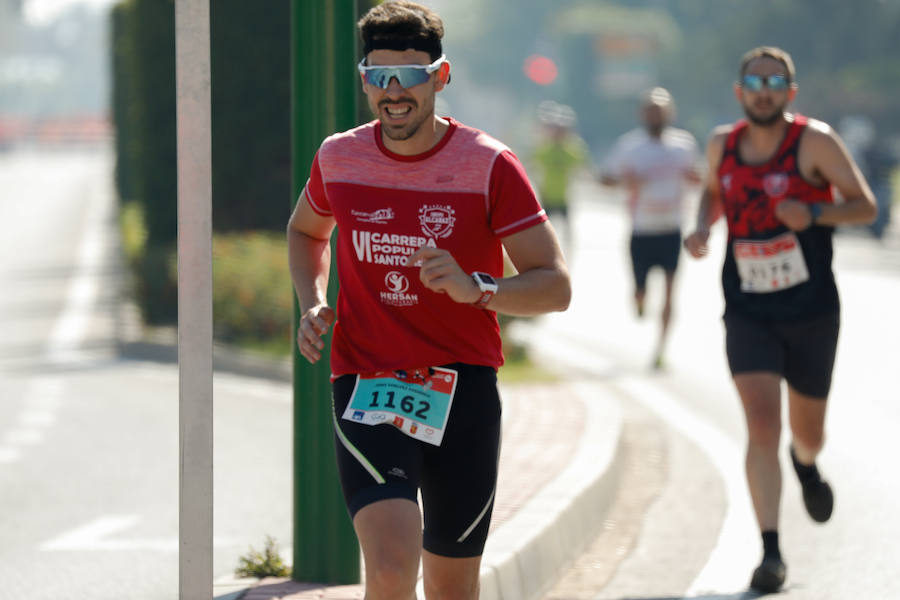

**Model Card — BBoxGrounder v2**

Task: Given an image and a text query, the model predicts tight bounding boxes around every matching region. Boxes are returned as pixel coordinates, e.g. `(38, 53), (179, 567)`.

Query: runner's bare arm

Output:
(408, 220), (570, 316)
(287, 189), (337, 363)
(685, 127), (728, 258)
(494, 220), (571, 316)
(800, 122), (878, 226)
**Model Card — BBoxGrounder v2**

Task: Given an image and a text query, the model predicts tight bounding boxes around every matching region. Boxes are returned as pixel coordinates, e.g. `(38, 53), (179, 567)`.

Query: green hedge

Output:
(120, 202), (292, 354)
(212, 232), (292, 356)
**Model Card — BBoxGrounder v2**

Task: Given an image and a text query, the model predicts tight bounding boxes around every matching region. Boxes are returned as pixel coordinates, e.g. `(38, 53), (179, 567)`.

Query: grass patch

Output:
(498, 355), (560, 384)
(235, 536), (290, 578)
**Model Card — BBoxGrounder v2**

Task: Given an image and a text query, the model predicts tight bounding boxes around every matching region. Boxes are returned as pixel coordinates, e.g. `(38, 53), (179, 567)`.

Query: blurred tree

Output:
(439, 0), (900, 152)
(210, 1), (290, 232)
(111, 2), (136, 204)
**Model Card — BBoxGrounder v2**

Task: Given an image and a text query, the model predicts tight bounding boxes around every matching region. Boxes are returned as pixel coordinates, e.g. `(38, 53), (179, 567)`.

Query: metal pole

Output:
(290, 0), (360, 584)
(175, 0), (213, 598)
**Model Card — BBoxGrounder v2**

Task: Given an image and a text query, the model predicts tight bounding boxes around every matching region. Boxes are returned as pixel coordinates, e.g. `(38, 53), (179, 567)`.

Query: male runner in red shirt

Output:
(685, 46), (877, 592)
(287, 2), (571, 598)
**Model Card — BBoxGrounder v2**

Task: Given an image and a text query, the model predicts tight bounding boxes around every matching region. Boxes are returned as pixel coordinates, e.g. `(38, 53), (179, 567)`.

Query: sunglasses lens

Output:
(742, 75), (764, 91)
(742, 74), (790, 91)
(364, 67), (431, 89)
(767, 75), (789, 91)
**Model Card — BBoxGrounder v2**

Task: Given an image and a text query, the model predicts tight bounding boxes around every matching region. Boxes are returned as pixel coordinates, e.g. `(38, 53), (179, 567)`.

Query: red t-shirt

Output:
(305, 117), (547, 376)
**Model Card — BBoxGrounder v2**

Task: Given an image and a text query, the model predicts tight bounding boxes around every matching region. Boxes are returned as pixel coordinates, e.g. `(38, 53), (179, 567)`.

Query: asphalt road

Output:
(0, 149), (295, 600)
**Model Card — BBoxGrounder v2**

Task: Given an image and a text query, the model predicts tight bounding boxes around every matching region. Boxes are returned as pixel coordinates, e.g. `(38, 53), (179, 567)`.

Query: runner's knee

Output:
(744, 408), (782, 448)
(791, 430), (824, 457)
(366, 561), (418, 599)
(424, 574), (479, 600)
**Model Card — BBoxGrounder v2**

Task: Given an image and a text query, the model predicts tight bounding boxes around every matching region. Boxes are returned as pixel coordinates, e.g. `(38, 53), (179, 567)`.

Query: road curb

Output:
(475, 384), (623, 600)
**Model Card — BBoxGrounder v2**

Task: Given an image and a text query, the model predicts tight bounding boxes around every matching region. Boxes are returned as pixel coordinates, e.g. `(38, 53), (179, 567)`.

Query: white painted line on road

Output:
(615, 376), (757, 596)
(522, 328), (758, 595)
(41, 515), (143, 551)
(0, 376), (63, 465)
(40, 514), (237, 552)
(2, 428), (44, 445)
(45, 177), (108, 365)
(18, 409), (56, 427)
(0, 446), (22, 463)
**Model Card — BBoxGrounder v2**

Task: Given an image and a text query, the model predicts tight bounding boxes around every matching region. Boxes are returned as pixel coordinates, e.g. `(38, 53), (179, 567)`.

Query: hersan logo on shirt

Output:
(380, 270), (418, 307)
(762, 173), (789, 198)
(351, 207), (395, 224)
(384, 271), (409, 293)
(418, 205), (456, 239)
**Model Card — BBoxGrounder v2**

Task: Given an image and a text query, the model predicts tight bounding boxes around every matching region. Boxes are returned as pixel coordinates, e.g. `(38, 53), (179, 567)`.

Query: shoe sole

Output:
(750, 568), (785, 593)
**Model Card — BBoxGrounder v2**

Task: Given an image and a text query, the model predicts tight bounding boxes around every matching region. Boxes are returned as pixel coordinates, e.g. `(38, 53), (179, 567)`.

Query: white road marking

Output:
(615, 376), (757, 596)
(0, 377), (64, 464)
(40, 515), (237, 552)
(18, 409), (56, 427)
(0, 447), (22, 464)
(2, 429), (44, 445)
(41, 515), (146, 551)
(522, 326), (757, 596)
(0, 162), (108, 465)
(46, 175), (108, 365)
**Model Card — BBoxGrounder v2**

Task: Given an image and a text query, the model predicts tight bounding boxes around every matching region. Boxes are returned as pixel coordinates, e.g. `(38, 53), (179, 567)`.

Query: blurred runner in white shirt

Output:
(601, 87), (701, 368)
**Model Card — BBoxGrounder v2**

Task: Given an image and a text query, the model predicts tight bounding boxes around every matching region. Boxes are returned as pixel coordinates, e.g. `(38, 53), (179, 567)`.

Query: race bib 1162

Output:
(342, 367), (458, 446)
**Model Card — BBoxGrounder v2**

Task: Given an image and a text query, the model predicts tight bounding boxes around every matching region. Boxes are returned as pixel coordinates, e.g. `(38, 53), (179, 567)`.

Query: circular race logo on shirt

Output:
(385, 271), (409, 293)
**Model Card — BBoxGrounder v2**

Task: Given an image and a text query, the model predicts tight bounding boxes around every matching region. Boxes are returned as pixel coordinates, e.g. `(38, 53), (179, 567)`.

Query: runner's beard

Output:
(743, 101), (787, 127)
(380, 96), (434, 141)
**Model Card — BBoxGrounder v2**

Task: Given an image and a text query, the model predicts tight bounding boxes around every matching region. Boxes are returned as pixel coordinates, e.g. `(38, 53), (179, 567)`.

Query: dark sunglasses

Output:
(741, 74), (791, 92)
(358, 55), (446, 89)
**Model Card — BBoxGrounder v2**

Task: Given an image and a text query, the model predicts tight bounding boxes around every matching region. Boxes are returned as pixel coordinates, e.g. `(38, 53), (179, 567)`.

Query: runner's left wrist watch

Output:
(808, 203), (823, 226)
(471, 272), (498, 308)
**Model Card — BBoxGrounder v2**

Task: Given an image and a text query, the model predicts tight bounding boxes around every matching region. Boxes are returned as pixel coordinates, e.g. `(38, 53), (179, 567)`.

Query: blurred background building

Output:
(0, 0), (112, 148)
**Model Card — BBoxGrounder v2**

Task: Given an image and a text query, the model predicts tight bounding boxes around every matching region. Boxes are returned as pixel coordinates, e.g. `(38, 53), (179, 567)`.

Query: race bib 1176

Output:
(733, 231), (810, 293)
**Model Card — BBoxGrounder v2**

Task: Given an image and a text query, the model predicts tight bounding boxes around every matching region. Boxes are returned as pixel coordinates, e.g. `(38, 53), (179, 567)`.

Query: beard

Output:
(378, 96), (433, 141)
(743, 101), (786, 127)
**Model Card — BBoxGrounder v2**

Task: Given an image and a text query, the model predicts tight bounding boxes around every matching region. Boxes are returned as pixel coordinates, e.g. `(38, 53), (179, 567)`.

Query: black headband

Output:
(362, 36), (442, 59)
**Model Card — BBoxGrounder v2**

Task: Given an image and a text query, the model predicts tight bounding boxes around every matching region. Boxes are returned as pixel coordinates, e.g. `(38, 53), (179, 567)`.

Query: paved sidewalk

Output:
(225, 380), (623, 600)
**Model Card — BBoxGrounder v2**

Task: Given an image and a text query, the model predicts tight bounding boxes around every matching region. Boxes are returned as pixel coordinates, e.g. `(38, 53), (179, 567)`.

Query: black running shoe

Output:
(750, 555), (786, 593)
(800, 477), (833, 522)
(790, 447), (834, 523)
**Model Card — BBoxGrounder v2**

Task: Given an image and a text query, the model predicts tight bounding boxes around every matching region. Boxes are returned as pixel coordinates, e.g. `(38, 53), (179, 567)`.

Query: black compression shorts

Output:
(724, 311), (840, 398)
(331, 362), (501, 558)
(629, 231), (682, 291)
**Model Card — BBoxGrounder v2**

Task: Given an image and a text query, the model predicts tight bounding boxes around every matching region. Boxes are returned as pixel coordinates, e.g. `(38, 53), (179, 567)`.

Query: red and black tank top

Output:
(717, 114), (839, 320)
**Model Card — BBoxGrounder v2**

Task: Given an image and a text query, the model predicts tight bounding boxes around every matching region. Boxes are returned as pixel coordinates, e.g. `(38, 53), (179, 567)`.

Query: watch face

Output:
(473, 272), (498, 294)
(476, 272), (496, 286)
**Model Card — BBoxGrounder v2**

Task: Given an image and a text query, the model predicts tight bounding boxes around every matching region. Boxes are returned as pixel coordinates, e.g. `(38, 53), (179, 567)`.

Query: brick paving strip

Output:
(241, 382), (586, 600)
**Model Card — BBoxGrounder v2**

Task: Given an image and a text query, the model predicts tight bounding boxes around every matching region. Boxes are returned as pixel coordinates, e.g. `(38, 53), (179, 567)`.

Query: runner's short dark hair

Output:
(739, 46), (796, 83)
(358, 0), (445, 62)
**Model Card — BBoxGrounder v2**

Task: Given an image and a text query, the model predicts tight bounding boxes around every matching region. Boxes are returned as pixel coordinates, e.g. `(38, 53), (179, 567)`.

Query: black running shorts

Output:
(724, 311), (840, 398)
(331, 362), (502, 558)
(630, 231), (682, 291)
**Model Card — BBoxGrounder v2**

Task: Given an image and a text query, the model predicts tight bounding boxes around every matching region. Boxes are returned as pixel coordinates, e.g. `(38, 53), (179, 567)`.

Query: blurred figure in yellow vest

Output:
(533, 101), (590, 255)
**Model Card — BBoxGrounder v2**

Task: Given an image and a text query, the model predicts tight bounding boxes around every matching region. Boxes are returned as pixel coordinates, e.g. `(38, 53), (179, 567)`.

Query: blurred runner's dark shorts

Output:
(724, 311), (840, 398)
(630, 231), (682, 290)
